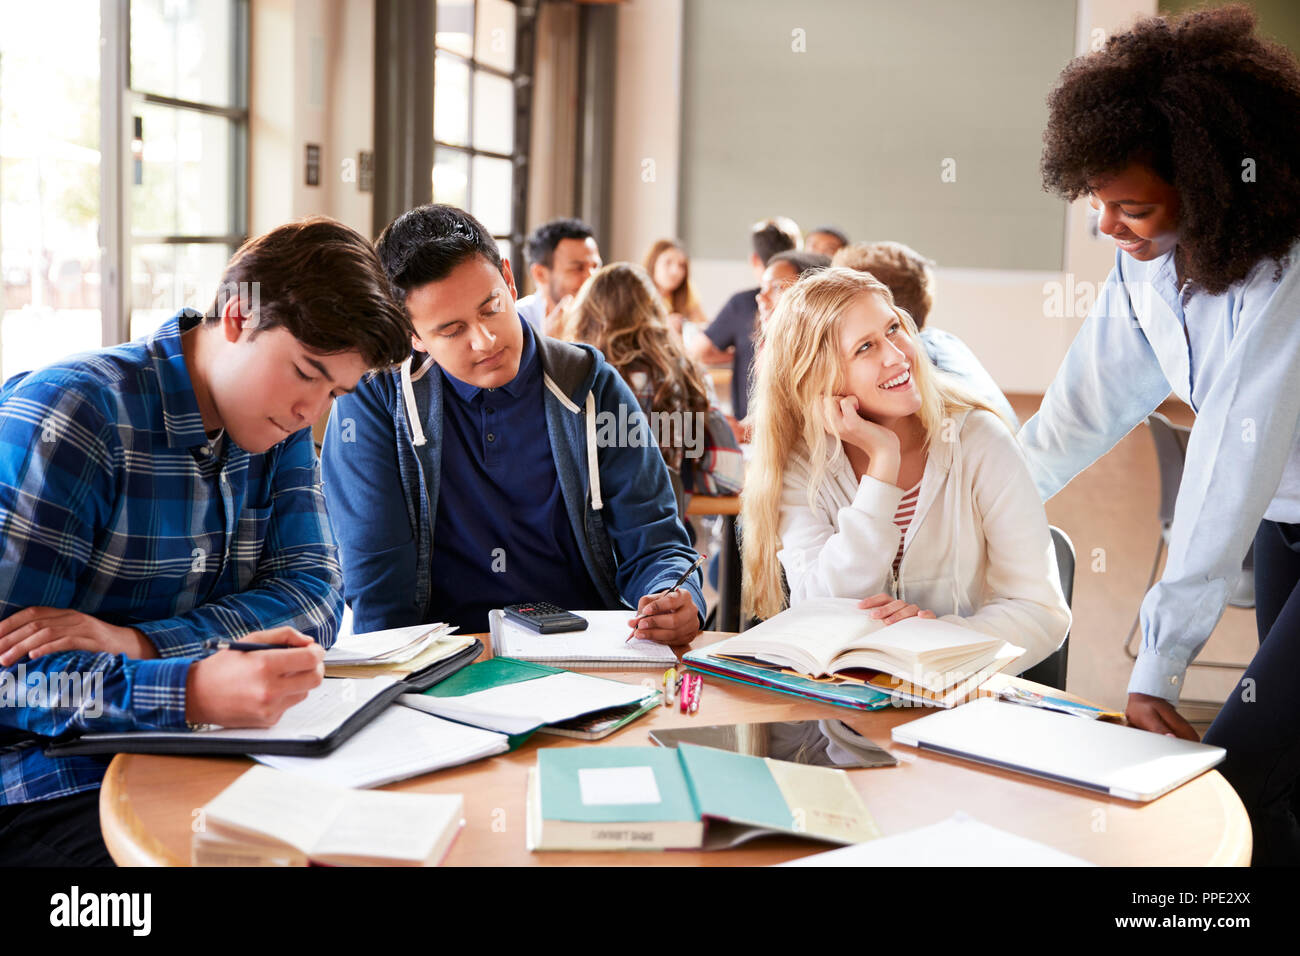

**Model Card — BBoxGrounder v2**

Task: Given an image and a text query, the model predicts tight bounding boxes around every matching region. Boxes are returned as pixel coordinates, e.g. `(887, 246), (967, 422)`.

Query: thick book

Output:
(192, 765), (463, 866)
(526, 744), (879, 851)
(713, 598), (1023, 694)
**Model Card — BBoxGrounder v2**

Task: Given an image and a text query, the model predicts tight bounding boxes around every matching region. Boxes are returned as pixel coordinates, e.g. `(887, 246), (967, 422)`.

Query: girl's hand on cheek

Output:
(822, 395), (901, 480)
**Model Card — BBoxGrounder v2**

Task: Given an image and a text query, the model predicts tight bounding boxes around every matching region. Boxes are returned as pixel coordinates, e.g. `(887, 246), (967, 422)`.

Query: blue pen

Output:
(202, 638), (292, 652)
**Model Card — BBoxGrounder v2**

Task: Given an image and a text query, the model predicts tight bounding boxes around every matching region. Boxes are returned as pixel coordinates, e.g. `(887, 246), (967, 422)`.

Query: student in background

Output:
(322, 205), (704, 645)
(642, 238), (709, 332)
(0, 218), (413, 866)
(741, 268), (1068, 674)
(834, 241), (1019, 427)
(689, 217), (800, 421)
(1018, 6), (1300, 863)
(756, 249), (831, 339)
(804, 226), (849, 259)
(514, 218), (603, 336)
(558, 262), (733, 497)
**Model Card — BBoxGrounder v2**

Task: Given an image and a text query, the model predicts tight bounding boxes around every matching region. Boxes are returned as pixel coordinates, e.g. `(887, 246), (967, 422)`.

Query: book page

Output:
(195, 677), (400, 741)
(414, 671), (650, 732)
(312, 790), (463, 863)
(254, 705), (508, 789)
(325, 623), (455, 664)
(202, 765), (345, 854)
(722, 598), (881, 674)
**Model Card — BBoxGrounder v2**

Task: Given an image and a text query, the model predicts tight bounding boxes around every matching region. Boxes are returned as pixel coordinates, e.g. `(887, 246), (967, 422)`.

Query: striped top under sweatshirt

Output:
(0, 309), (341, 805)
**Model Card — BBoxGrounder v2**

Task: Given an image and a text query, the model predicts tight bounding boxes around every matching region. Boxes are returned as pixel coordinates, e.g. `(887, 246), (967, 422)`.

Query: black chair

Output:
(1020, 525), (1072, 690)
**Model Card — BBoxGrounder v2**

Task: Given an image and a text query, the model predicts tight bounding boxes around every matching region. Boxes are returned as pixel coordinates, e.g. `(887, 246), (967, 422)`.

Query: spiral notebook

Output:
(488, 609), (677, 669)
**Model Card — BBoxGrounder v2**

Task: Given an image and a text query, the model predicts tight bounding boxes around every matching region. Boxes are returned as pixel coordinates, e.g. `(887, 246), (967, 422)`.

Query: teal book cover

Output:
(537, 747), (699, 824)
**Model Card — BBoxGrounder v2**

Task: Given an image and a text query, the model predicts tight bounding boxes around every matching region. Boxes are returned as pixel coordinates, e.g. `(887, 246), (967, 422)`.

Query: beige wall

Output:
(250, 0), (376, 238)
(610, 0), (1159, 395)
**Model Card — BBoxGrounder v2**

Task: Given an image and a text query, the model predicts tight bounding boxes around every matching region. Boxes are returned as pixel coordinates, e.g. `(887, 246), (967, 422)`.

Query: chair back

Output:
(1146, 412), (1191, 528)
(1019, 525), (1073, 690)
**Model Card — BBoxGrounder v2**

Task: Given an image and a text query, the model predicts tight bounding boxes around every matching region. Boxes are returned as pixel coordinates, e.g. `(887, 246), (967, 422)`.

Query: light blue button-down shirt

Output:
(1019, 243), (1300, 701)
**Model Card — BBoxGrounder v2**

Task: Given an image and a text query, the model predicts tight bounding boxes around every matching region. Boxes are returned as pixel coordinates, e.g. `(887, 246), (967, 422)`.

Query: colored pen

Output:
(689, 674), (702, 714)
(627, 553), (707, 642)
(663, 667), (677, 707)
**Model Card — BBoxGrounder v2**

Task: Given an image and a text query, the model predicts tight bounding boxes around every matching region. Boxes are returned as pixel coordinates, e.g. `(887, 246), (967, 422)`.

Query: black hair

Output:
(374, 204), (503, 300)
(767, 250), (832, 277)
(751, 222), (798, 266)
(1042, 4), (1300, 293)
(524, 218), (596, 269)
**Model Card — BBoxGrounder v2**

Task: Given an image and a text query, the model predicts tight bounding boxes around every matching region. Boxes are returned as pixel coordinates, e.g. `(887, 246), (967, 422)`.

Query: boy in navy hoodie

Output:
(322, 205), (704, 642)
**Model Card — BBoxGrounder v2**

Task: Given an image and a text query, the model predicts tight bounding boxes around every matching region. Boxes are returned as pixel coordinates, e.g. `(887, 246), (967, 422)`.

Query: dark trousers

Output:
(1203, 519), (1300, 866)
(0, 789), (114, 867)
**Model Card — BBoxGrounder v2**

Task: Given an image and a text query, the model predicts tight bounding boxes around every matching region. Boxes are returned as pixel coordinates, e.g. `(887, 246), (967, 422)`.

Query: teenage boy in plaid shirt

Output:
(0, 218), (411, 865)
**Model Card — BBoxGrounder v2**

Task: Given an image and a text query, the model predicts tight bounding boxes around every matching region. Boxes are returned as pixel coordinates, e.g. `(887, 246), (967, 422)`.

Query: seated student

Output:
(557, 262), (723, 488)
(642, 239), (709, 332)
(740, 267), (1068, 673)
(756, 249), (831, 339)
(0, 217), (413, 866)
(804, 226), (849, 259)
(688, 217), (800, 421)
(514, 218), (603, 336)
(833, 241), (1019, 427)
(321, 205), (704, 646)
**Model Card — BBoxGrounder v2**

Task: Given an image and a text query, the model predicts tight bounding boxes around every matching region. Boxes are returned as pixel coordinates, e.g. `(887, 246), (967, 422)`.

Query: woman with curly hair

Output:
(1018, 5), (1300, 863)
(642, 239), (708, 332)
(742, 267), (1069, 674)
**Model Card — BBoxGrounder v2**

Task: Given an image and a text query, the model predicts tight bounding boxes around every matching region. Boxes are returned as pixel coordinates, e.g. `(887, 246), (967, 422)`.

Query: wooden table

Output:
(100, 633), (1251, 866)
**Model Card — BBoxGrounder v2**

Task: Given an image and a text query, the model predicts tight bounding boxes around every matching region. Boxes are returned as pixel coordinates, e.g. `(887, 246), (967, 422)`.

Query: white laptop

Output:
(891, 698), (1226, 802)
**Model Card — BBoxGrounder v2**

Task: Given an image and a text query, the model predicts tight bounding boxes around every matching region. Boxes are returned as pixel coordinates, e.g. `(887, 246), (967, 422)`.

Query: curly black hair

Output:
(1041, 4), (1300, 294)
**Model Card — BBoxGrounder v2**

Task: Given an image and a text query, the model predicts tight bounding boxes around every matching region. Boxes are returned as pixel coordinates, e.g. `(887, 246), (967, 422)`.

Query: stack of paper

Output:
(254, 705), (509, 788)
(325, 623), (473, 679)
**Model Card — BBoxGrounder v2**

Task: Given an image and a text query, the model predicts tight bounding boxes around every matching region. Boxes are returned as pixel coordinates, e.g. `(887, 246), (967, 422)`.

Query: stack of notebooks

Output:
(685, 598), (1025, 709)
(526, 744), (880, 851)
(193, 766), (464, 866)
(489, 609), (677, 670)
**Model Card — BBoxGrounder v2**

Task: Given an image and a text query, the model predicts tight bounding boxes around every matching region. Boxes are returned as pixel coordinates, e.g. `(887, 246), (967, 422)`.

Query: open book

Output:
(193, 765), (463, 866)
(717, 598), (1023, 694)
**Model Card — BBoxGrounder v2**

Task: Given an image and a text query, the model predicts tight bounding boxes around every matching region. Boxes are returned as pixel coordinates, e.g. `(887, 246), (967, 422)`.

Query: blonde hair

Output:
(556, 263), (709, 468)
(642, 239), (703, 318)
(741, 267), (1001, 620)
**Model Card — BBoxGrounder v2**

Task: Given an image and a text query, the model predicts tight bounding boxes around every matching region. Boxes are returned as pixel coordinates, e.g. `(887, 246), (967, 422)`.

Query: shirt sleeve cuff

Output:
(851, 474), (905, 519)
(127, 657), (194, 731)
(135, 619), (208, 659)
(1127, 651), (1189, 702)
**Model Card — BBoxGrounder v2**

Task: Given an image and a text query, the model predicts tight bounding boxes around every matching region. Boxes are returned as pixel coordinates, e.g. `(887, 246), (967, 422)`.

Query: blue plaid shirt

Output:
(0, 310), (342, 804)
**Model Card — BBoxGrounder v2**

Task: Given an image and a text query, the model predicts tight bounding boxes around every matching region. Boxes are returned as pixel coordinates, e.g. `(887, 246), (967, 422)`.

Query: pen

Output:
(689, 674), (702, 714)
(627, 553), (707, 642)
(663, 667), (677, 707)
(203, 639), (292, 652)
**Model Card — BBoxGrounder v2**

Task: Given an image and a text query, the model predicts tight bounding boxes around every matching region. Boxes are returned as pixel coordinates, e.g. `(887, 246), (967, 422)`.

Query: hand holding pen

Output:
(626, 554), (706, 647)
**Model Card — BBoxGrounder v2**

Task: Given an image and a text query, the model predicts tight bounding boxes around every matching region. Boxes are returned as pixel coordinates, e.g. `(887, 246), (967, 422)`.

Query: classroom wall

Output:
(249, 0), (376, 238)
(608, 0), (1159, 395)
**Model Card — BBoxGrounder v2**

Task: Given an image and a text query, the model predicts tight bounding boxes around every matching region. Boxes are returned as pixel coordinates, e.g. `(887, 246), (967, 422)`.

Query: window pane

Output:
(131, 103), (237, 238)
(496, 239), (511, 267)
(435, 0), (473, 57)
(470, 155), (512, 235)
(472, 70), (514, 155)
(1, 0), (103, 379)
(130, 0), (240, 108)
(475, 0), (516, 73)
(433, 53), (470, 147)
(129, 243), (231, 341)
(433, 149), (470, 208)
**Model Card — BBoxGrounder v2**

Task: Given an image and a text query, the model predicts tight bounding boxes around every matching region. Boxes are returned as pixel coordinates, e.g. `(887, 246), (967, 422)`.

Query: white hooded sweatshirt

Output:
(777, 409), (1070, 673)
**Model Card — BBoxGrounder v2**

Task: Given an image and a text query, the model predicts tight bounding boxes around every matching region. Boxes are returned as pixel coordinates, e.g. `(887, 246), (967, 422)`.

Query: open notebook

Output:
(489, 609), (677, 669)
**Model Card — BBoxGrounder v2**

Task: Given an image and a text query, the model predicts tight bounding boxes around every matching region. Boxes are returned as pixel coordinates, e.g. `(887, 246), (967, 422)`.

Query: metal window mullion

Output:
(101, 0), (130, 346)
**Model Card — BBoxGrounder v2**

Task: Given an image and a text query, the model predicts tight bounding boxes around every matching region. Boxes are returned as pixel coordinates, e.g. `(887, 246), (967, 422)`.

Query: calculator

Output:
(502, 602), (590, 634)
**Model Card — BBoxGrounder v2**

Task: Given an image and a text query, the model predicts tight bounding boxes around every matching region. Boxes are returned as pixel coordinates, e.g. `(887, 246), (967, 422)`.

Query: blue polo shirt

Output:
(430, 318), (605, 632)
